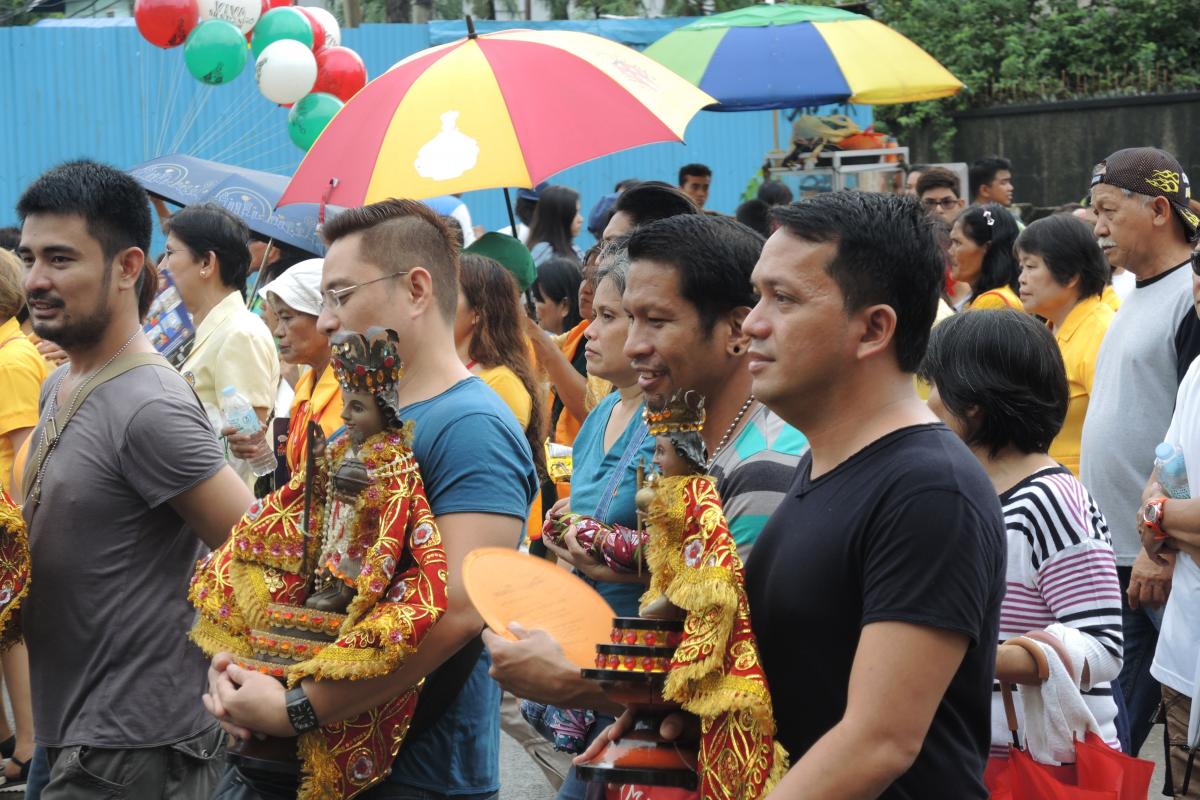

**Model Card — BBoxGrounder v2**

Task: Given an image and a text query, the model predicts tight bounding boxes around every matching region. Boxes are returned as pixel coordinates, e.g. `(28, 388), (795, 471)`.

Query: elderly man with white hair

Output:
(227, 258), (343, 482)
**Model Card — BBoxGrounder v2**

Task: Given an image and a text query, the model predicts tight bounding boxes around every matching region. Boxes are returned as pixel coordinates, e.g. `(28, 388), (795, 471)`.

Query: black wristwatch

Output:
(285, 685), (320, 734)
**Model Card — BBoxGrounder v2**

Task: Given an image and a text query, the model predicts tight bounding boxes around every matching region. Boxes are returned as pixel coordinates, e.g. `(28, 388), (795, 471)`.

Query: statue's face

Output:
(341, 389), (386, 446)
(652, 436), (691, 478)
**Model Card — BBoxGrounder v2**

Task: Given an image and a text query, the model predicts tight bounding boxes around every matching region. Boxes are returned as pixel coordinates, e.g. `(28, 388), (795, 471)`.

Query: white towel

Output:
(1017, 626), (1100, 765)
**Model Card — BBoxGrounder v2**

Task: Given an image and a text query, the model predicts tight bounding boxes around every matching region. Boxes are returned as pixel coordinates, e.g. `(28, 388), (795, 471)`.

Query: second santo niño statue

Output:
(189, 327), (448, 800)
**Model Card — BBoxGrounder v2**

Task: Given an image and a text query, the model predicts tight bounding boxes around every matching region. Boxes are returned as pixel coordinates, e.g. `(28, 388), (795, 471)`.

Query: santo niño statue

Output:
(189, 327), (447, 800)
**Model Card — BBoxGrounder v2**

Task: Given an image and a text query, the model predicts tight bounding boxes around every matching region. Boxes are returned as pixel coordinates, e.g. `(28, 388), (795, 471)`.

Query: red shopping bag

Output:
(988, 681), (1154, 799)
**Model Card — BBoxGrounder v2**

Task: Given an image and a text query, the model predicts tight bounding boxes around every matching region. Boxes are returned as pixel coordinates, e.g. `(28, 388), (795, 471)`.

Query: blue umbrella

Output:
(128, 155), (327, 255)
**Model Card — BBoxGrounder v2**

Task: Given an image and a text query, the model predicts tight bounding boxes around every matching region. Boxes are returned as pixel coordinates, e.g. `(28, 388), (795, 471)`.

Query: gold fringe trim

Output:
(297, 729), (340, 800)
(765, 741), (790, 795)
(189, 616), (254, 658)
(674, 674), (774, 726)
(229, 560), (273, 632)
(287, 639), (417, 687)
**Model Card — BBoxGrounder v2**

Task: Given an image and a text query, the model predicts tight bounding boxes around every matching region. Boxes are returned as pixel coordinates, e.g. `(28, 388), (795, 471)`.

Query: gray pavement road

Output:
(500, 728), (557, 800)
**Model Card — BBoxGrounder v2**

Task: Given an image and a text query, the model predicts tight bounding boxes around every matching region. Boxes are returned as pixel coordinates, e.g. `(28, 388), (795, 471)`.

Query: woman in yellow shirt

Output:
(1015, 214), (1114, 476)
(950, 204), (1024, 311)
(455, 254), (548, 522)
(164, 204), (279, 486)
(0, 250), (49, 494)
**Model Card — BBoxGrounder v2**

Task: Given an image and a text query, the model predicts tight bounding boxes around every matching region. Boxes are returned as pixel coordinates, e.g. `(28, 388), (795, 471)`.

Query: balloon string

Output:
(149, 44), (167, 158)
(188, 86), (265, 157)
(169, 83), (215, 155)
(201, 117), (280, 164)
(211, 136), (298, 169)
(154, 56), (185, 157)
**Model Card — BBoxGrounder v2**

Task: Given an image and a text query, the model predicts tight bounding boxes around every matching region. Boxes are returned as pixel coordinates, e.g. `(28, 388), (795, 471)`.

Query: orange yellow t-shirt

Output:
(0, 318), (50, 494)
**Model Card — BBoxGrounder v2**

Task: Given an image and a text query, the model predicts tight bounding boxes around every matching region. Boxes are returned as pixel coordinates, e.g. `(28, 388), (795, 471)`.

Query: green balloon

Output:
(183, 19), (247, 85)
(252, 7), (313, 59)
(287, 92), (342, 151)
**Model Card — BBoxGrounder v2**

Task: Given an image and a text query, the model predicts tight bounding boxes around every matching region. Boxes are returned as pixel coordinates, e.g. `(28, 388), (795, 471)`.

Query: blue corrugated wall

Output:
(0, 19), (871, 245)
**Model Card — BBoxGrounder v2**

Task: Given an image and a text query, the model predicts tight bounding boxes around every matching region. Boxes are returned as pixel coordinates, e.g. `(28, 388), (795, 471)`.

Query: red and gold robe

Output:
(0, 488), (28, 651)
(189, 427), (447, 800)
(642, 475), (788, 800)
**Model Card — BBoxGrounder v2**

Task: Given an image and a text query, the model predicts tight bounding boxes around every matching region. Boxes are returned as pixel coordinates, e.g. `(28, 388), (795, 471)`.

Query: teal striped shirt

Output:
(709, 404), (807, 563)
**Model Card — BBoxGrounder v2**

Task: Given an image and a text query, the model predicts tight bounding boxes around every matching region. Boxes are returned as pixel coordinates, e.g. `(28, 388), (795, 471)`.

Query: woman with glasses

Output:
(919, 309), (1124, 773)
(164, 203), (279, 487)
(1015, 214), (1114, 476)
(949, 204), (1024, 310)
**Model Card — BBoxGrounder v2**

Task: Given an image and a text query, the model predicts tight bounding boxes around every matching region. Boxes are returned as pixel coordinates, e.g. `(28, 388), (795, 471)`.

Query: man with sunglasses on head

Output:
(1081, 147), (1200, 757)
(916, 167), (966, 225)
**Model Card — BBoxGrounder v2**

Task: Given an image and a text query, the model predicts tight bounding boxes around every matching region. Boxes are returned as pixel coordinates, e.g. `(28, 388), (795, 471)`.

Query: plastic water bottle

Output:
(220, 386), (277, 477)
(1154, 442), (1191, 500)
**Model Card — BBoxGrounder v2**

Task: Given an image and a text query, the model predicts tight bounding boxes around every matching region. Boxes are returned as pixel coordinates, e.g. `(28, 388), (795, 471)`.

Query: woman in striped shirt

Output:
(918, 309), (1123, 759)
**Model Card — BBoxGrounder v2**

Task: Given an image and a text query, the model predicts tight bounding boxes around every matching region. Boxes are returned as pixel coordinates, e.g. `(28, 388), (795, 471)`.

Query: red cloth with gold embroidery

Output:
(642, 475), (788, 800)
(189, 428), (447, 800)
(0, 489), (29, 651)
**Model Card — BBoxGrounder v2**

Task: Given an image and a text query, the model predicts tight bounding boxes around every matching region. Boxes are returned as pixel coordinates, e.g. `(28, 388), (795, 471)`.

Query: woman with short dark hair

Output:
(1015, 214), (1115, 475)
(950, 204), (1022, 310)
(530, 257), (583, 336)
(918, 309), (1123, 767)
(526, 185), (583, 265)
(164, 202), (279, 486)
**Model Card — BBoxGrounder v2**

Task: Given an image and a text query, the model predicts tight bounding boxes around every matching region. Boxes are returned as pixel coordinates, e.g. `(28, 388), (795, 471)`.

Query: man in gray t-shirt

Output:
(1079, 146), (1200, 754)
(16, 161), (254, 799)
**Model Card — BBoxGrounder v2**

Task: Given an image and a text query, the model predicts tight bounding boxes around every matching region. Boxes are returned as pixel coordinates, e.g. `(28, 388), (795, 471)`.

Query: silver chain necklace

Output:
(28, 330), (141, 507)
(706, 395), (755, 471)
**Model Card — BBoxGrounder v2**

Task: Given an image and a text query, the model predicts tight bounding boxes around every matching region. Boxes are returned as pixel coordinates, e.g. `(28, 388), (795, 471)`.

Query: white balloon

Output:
(305, 6), (340, 48)
(197, 0), (261, 34)
(256, 39), (318, 105)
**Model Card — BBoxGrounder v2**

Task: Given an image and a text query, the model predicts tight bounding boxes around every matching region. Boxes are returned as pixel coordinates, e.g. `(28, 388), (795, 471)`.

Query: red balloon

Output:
(135, 0), (200, 48)
(313, 46), (366, 102)
(267, 0), (292, 6)
(296, 7), (325, 52)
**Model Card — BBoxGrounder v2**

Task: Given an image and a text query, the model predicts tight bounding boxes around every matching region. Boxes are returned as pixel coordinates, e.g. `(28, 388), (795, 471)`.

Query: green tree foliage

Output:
(870, 0), (1200, 157)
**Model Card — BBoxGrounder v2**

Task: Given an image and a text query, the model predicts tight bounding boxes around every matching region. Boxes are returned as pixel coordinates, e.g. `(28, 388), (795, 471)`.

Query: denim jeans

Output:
(212, 758), (499, 800)
(23, 745), (49, 800)
(1117, 565), (1165, 755)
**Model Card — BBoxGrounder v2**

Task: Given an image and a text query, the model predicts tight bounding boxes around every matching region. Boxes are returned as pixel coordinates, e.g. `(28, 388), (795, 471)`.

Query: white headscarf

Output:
(258, 258), (324, 317)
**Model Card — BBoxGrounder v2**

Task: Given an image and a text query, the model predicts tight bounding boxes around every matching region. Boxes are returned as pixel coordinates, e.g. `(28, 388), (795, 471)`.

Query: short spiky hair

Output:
(322, 199), (460, 323)
(626, 214), (762, 335)
(771, 191), (942, 373)
(17, 159), (152, 261)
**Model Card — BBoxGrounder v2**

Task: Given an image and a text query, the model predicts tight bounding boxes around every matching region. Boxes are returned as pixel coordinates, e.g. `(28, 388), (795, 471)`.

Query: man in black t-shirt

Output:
(740, 192), (1006, 798)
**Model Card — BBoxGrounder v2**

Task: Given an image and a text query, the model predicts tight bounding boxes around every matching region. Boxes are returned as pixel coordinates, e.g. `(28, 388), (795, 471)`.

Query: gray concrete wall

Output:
(907, 93), (1200, 208)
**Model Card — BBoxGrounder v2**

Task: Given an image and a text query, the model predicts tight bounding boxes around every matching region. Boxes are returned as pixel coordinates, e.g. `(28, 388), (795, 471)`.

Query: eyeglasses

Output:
(319, 270), (410, 311)
(922, 197), (961, 210)
(160, 247), (182, 261)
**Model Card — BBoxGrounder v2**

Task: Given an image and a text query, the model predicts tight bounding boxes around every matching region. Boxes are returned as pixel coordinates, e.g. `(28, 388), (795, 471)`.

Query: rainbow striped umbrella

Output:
(644, 4), (963, 112)
(279, 24), (714, 209)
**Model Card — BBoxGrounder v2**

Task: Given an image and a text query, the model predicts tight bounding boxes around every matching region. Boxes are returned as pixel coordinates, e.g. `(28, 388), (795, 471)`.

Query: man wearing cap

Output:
(226, 259), (342, 485)
(1080, 147), (1200, 754)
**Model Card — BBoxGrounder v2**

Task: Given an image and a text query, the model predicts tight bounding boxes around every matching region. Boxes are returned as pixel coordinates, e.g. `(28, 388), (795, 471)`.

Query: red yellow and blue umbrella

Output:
(279, 25), (714, 209)
(644, 4), (963, 112)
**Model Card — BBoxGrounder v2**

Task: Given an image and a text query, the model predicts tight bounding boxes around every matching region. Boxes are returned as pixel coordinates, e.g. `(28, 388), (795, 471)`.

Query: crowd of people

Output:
(0, 141), (1198, 800)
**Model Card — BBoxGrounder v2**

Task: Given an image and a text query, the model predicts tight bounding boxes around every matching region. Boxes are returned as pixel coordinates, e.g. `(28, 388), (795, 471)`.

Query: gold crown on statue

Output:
(644, 389), (706, 436)
(330, 327), (402, 395)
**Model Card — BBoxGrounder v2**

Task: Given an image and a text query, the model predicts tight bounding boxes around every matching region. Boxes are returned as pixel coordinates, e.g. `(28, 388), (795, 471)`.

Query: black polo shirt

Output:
(745, 423), (1005, 799)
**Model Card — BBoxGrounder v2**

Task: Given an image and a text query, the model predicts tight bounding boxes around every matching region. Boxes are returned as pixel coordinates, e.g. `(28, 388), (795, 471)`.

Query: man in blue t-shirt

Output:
(205, 200), (537, 799)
